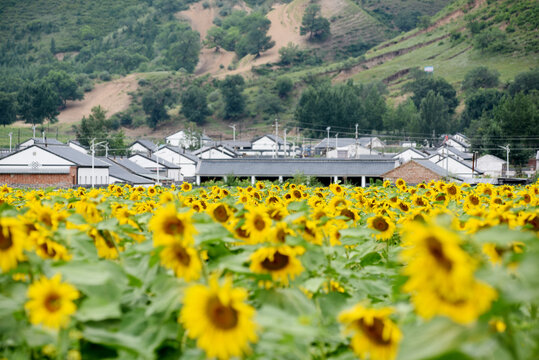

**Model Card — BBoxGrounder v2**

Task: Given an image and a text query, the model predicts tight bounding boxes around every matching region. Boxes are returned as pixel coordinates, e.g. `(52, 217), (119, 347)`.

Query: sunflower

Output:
(207, 203), (233, 224)
(181, 182), (193, 192)
(410, 279), (497, 324)
(367, 215), (395, 241)
(242, 206), (272, 243)
(249, 245), (305, 285)
(159, 241), (201, 281)
(89, 228), (123, 260)
(0, 217), (27, 273)
(268, 222), (295, 244)
(25, 274), (80, 330)
(395, 178), (406, 188)
(400, 223), (476, 297)
(148, 204), (197, 246)
(35, 238), (71, 261)
(179, 276), (257, 360)
(338, 305), (402, 360)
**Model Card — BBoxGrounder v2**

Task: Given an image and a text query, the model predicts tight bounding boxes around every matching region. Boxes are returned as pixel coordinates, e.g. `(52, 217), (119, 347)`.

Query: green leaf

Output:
(76, 297), (122, 322)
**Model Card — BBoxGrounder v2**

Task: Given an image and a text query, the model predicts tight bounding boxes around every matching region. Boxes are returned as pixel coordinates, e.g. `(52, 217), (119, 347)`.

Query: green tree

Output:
(142, 90), (171, 129)
(508, 68), (539, 96)
(300, 4), (331, 41)
(44, 70), (83, 108)
(205, 26), (226, 52)
(220, 75), (246, 119)
(419, 90), (449, 136)
(460, 89), (503, 130)
(383, 99), (419, 134)
(17, 82), (59, 125)
(361, 85), (387, 132)
(275, 76), (293, 98)
(405, 75), (458, 114)
(164, 30), (200, 72)
(461, 66), (500, 91)
(0, 92), (17, 127)
(181, 86), (211, 125)
(236, 13), (275, 57)
(74, 106), (127, 155)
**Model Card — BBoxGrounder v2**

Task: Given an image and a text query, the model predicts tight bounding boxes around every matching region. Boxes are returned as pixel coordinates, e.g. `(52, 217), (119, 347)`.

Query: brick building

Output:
(382, 159), (452, 184)
(0, 167), (77, 188)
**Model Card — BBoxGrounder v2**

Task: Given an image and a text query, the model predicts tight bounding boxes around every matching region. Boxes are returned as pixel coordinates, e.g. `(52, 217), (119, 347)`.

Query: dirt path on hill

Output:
(57, 74), (139, 124)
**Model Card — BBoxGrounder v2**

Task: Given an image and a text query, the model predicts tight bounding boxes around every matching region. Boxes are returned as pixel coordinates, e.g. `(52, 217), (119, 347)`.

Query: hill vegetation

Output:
(0, 0), (537, 164)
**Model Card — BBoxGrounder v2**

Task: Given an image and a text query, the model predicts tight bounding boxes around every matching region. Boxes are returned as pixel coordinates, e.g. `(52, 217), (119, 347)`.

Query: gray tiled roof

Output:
(393, 147), (426, 158)
(413, 159), (450, 177)
(158, 145), (199, 163)
(131, 139), (156, 151)
(110, 157), (171, 181)
(98, 157), (154, 185)
(314, 138), (357, 149)
(193, 145), (239, 156)
(197, 158), (396, 177)
(252, 134), (286, 145)
(25, 137), (64, 145)
(444, 146), (473, 160)
(217, 140), (252, 148)
(129, 153), (181, 169)
(37, 145), (109, 167)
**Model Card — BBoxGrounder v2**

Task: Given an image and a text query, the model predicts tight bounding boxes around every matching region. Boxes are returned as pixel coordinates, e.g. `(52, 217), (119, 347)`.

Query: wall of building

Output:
(0, 173), (74, 187)
(77, 167), (109, 185)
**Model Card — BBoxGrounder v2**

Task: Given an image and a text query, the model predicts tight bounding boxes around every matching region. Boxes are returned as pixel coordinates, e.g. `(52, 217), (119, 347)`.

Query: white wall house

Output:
(393, 148), (426, 163)
(477, 154), (506, 178)
(165, 130), (200, 149)
(129, 140), (156, 157)
(437, 146), (472, 162)
(0, 145), (110, 186)
(193, 145), (238, 159)
(327, 144), (377, 159)
(434, 155), (482, 178)
(154, 145), (198, 180)
(68, 140), (88, 154)
(128, 153), (181, 182)
(358, 137), (385, 149)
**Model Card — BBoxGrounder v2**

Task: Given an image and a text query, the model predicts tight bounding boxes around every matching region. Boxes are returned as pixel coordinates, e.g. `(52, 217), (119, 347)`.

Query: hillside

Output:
(0, 0), (537, 154)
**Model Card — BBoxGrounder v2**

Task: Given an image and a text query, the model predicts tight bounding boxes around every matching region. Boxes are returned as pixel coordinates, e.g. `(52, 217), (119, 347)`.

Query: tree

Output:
(419, 90), (449, 136)
(461, 66), (500, 91)
(205, 26), (226, 52)
(235, 13), (275, 57)
(142, 90), (171, 129)
(405, 76), (458, 114)
(0, 92), (17, 127)
(44, 70), (83, 108)
(460, 89), (503, 130)
(17, 82), (59, 125)
(181, 86), (211, 125)
(300, 4), (331, 41)
(361, 85), (387, 132)
(220, 75), (246, 119)
(164, 30), (200, 72)
(383, 99), (420, 134)
(508, 68), (539, 96)
(74, 106), (127, 155)
(275, 76), (293, 98)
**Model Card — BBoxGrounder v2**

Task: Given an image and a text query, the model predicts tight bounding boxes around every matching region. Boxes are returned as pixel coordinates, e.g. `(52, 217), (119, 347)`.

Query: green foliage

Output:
(180, 86), (211, 125)
(461, 66), (500, 91)
(417, 15), (432, 29)
(16, 81), (59, 125)
(44, 70), (83, 107)
(461, 89), (503, 130)
(0, 92), (18, 127)
(161, 23), (201, 72)
(300, 4), (331, 41)
(73, 105), (127, 155)
(275, 76), (293, 98)
(419, 90), (450, 136)
(405, 74), (458, 114)
(508, 68), (539, 96)
(474, 28), (513, 54)
(220, 75), (246, 119)
(142, 89), (175, 130)
(383, 99), (420, 135)
(278, 43), (322, 66)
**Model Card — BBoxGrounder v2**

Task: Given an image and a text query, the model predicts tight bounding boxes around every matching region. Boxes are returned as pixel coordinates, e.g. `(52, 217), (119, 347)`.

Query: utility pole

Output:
(229, 124), (236, 149)
(8, 132), (12, 152)
(90, 138), (106, 188)
(32, 125), (36, 138)
(42, 131), (45, 143)
(499, 144), (510, 176)
(326, 126), (331, 158)
(155, 145), (160, 185)
(105, 143), (108, 158)
(274, 119), (279, 158)
(335, 133), (339, 152)
(283, 128), (287, 158)
(355, 123), (359, 159)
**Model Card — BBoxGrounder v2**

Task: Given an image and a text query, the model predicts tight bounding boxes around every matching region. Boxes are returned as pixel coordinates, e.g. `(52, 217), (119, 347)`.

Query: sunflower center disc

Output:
(173, 244), (191, 266)
(254, 216), (266, 231)
(214, 205), (228, 222)
(358, 317), (391, 345)
(206, 297), (238, 330)
(0, 228), (13, 250)
(426, 236), (453, 271)
(261, 251), (289, 271)
(44, 293), (62, 312)
(375, 218), (389, 232)
(165, 218), (185, 236)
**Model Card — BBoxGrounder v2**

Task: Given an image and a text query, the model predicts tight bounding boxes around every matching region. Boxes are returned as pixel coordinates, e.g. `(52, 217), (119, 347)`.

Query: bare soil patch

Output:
(57, 74), (139, 124)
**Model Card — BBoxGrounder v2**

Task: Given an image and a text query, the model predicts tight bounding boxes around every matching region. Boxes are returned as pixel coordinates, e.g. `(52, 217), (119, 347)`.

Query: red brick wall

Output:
(383, 161), (441, 184)
(0, 173), (74, 188)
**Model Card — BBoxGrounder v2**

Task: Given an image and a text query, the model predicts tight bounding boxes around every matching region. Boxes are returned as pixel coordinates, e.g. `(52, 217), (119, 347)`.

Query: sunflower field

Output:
(0, 180), (538, 360)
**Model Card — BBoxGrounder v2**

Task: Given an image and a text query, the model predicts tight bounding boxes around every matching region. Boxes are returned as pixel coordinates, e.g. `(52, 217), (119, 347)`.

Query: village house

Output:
(99, 157), (154, 187)
(393, 147), (426, 164)
(433, 154), (482, 180)
(153, 145), (199, 180)
(193, 145), (239, 159)
(476, 154), (506, 178)
(383, 159), (459, 184)
(68, 140), (88, 154)
(0, 144), (110, 187)
(128, 153), (181, 182)
(128, 139), (156, 157)
(165, 130), (212, 149)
